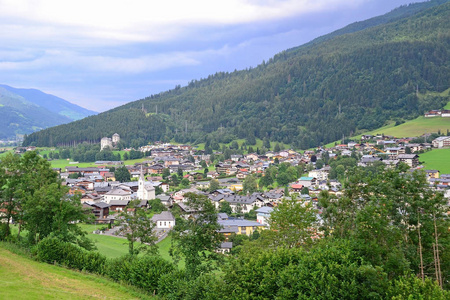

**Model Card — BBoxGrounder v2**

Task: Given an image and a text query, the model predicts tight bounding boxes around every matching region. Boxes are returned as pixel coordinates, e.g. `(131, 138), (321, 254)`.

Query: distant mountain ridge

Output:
(23, 0), (450, 148)
(0, 85), (97, 139)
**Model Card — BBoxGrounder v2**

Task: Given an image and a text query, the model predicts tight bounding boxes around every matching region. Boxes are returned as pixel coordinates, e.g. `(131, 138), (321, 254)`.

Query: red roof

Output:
(291, 184), (303, 189)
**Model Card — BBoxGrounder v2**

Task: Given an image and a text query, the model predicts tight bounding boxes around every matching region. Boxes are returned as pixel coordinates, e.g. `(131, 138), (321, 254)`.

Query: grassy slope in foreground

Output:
(419, 148), (450, 174)
(0, 246), (149, 300)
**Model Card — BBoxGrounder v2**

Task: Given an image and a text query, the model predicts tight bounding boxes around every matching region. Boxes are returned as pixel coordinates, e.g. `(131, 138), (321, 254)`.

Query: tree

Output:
(116, 200), (157, 255)
(219, 201), (232, 215)
(315, 159), (324, 169)
(23, 183), (93, 248)
(177, 168), (183, 178)
(274, 143), (281, 152)
(0, 153), (23, 239)
(243, 175), (258, 194)
(276, 172), (290, 186)
(115, 166), (131, 182)
(319, 166), (450, 283)
(68, 172), (81, 179)
(0, 152), (93, 248)
(209, 179), (220, 192)
(267, 196), (318, 248)
(162, 168), (170, 179)
(180, 178), (190, 188)
(170, 193), (224, 277)
(200, 160), (207, 169)
(301, 187), (310, 195)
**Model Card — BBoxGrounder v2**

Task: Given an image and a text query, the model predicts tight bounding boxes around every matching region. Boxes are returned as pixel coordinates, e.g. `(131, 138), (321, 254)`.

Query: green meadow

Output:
(364, 116), (450, 138)
(419, 148), (450, 174)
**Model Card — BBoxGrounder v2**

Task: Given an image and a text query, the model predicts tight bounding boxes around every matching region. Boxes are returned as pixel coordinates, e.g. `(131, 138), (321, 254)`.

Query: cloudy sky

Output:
(0, 0), (420, 112)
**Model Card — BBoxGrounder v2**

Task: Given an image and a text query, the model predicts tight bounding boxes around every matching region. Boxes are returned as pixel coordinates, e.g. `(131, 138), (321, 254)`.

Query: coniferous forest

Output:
(23, 1), (450, 149)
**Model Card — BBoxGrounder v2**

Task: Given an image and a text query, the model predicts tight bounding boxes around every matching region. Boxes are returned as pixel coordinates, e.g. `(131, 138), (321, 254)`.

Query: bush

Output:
(106, 255), (175, 295)
(36, 237), (107, 273)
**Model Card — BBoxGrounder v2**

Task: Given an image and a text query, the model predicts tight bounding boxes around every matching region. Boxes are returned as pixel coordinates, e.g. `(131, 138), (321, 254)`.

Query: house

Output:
(217, 194), (265, 213)
(231, 155), (243, 162)
(297, 177), (317, 187)
(148, 164), (164, 174)
(425, 170), (440, 180)
(80, 193), (103, 203)
(152, 211), (175, 229)
(156, 194), (173, 207)
(108, 200), (130, 211)
(103, 172), (116, 181)
(103, 188), (133, 203)
(308, 169), (328, 181)
(245, 153), (259, 161)
(218, 242), (233, 254)
(89, 202), (112, 223)
(290, 184), (303, 193)
(218, 219), (266, 236)
(358, 155), (382, 167)
(256, 206), (273, 226)
(398, 154), (419, 168)
(207, 171), (219, 179)
(432, 136), (450, 148)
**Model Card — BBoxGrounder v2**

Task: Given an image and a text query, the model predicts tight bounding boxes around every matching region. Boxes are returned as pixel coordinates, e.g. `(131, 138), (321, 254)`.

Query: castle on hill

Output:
(101, 133), (120, 150)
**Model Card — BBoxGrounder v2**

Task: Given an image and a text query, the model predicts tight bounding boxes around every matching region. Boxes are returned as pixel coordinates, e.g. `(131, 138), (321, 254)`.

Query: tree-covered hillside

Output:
(24, 0), (450, 148)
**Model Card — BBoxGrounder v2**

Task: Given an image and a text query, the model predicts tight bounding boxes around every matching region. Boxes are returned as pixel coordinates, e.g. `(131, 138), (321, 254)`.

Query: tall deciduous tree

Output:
(267, 196), (318, 248)
(115, 166), (131, 182)
(170, 193), (224, 277)
(116, 200), (157, 255)
(209, 179), (220, 192)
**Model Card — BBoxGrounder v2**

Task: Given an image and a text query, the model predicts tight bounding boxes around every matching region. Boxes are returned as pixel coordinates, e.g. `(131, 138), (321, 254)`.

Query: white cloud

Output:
(0, 0), (367, 44)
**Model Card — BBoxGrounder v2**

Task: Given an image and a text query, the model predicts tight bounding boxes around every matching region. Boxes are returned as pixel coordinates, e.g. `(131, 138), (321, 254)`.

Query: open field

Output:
(79, 224), (175, 262)
(419, 148), (450, 174)
(364, 116), (450, 138)
(0, 245), (150, 299)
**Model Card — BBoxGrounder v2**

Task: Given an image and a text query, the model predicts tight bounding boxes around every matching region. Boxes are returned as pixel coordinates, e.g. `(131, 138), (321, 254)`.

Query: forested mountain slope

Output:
(24, 0), (450, 148)
(0, 87), (71, 139)
(0, 85), (96, 139)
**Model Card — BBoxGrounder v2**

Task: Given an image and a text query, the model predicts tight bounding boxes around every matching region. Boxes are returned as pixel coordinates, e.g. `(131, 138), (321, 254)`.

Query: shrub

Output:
(106, 255), (174, 295)
(36, 237), (106, 273)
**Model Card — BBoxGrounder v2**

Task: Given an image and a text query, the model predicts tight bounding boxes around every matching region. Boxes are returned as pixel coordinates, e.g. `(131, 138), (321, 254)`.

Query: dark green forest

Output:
(23, 0), (450, 149)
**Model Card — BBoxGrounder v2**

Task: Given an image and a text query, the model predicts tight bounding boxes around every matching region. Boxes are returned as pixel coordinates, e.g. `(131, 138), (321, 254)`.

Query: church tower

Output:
(137, 165), (145, 200)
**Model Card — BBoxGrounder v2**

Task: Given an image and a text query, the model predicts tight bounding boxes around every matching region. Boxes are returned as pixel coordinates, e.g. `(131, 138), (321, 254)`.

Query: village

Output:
(32, 132), (450, 253)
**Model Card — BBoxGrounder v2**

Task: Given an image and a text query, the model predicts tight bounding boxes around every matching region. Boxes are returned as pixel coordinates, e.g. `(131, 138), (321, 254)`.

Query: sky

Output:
(0, 0), (421, 112)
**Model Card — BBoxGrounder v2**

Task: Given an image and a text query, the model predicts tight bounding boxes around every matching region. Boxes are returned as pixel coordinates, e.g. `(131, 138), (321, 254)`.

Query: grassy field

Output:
(79, 224), (175, 263)
(0, 245), (150, 299)
(419, 148), (450, 174)
(363, 117), (450, 138)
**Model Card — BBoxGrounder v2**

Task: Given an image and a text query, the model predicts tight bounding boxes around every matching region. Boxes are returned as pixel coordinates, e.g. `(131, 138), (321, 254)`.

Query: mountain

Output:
(23, 0), (450, 149)
(0, 84), (97, 121)
(0, 85), (97, 139)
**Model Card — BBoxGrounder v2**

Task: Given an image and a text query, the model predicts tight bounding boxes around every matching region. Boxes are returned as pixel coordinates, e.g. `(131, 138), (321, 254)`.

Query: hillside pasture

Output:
(360, 116), (450, 139)
(0, 246), (149, 299)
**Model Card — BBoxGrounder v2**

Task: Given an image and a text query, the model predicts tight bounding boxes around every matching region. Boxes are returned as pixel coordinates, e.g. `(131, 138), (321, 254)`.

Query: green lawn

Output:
(79, 224), (175, 262)
(0, 245), (150, 299)
(419, 148), (450, 174)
